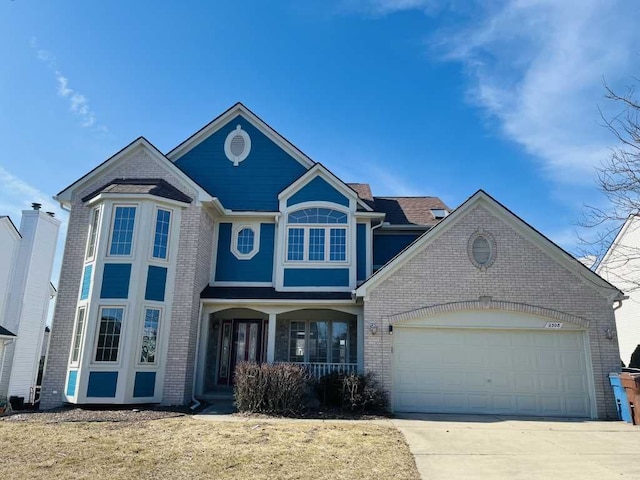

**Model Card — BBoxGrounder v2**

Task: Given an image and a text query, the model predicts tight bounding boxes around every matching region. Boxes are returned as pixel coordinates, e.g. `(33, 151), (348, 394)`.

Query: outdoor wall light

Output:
(369, 323), (378, 335)
(388, 324), (393, 335)
(604, 328), (616, 341)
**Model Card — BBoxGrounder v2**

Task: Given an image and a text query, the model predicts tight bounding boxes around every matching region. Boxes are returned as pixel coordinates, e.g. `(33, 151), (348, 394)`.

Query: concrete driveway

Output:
(391, 414), (639, 480)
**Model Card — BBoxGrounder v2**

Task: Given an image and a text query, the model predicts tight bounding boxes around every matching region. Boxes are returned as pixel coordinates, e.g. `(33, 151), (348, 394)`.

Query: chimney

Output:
(31, 203), (42, 210)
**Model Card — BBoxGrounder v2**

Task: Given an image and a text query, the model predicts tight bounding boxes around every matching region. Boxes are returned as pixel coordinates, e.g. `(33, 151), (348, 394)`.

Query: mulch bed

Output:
(0, 405), (190, 423)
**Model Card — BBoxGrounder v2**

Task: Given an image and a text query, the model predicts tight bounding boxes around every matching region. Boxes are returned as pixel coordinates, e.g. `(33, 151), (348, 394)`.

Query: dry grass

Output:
(0, 417), (419, 479)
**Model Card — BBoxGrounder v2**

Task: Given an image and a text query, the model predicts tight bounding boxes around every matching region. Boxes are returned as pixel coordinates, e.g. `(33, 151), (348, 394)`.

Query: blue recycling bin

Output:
(609, 373), (633, 423)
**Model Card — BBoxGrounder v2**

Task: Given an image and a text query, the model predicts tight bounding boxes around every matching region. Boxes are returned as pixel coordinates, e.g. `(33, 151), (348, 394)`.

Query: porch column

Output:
(267, 313), (277, 363)
(357, 313), (364, 373)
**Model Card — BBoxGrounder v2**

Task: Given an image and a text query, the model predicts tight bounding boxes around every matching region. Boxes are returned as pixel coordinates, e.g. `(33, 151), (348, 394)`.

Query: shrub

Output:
(234, 362), (312, 415)
(317, 371), (388, 413)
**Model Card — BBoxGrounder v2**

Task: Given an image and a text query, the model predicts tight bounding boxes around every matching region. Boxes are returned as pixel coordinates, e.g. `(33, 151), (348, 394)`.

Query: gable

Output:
(174, 114), (308, 211)
(357, 190), (622, 300)
(287, 176), (349, 207)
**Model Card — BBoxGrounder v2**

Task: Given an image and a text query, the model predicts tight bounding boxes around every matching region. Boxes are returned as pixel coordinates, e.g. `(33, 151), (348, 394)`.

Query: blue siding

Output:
(284, 268), (349, 287)
(66, 370), (78, 397)
(100, 263), (131, 299)
(357, 224), (367, 281)
(215, 223), (274, 282)
(133, 372), (156, 397)
(145, 266), (167, 301)
(373, 233), (422, 269)
(287, 176), (349, 207)
(174, 115), (308, 211)
(80, 265), (92, 300)
(87, 371), (118, 397)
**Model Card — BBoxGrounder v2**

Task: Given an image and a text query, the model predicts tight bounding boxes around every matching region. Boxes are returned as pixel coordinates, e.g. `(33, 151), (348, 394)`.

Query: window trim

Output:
(150, 206), (172, 262)
(69, 306), (87, 366)
(107, 204), (137, 258)
(85, 207), (101, 261)
(230, 223), (260, 260)
(92, 305), (126, 365)
(285, 225), (348, 264)
(288, 320), (351, 364)
(137, 306), (162, 366)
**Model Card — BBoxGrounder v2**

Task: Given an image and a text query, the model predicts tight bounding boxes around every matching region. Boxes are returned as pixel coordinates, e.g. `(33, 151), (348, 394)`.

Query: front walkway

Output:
(391, 413), (639, 480)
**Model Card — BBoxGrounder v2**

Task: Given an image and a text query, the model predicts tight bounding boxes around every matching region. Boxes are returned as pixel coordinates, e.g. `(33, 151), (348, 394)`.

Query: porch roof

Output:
(0, 325), (16, 337)
(200, 286), (353, 301)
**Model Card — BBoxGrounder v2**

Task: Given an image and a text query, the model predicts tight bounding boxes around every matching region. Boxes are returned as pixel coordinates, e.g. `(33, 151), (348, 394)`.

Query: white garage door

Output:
(393, 324), (591, 417)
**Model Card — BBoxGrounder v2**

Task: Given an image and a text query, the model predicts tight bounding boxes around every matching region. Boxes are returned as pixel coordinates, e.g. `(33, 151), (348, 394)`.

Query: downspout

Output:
(190, 301), (204, 411)
(0, 339), (15, 396)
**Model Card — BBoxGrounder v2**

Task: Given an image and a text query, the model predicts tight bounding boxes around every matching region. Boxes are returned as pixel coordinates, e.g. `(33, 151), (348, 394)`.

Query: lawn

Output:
(0, 416), (419, 479)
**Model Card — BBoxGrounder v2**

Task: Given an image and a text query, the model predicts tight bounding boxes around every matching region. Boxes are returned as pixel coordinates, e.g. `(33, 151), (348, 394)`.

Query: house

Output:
(41, 103), (624, 419)
(596, 215), (640, 367)
(0, 208), (60, 406)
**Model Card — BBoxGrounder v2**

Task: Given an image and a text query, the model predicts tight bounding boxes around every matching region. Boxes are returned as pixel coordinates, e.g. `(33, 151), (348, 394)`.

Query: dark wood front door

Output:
(217, 320), (263, 385)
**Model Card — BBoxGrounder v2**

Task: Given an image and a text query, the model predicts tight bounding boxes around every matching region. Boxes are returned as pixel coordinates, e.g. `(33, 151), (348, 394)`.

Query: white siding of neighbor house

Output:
(597, 216), (640, 366)
(0, 218), (20, 330)
(5, 211), (60, 401)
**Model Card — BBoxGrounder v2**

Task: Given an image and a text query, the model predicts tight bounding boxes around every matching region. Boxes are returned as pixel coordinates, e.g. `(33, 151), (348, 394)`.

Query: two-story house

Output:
(42, 104), (625, 419)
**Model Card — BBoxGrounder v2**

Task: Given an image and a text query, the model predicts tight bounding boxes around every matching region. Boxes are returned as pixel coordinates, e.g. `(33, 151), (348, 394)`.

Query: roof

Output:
(356, 189), (624, 299)
(81, 178), (193, 204)
(0, 325), (16, 337)
(201, 286), (353, 301)
(346, 183), (449, 226)
(0, 215), (21, 238)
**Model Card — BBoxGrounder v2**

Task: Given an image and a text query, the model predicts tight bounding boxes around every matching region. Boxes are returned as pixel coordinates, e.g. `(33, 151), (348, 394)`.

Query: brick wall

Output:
(363, 204), (620, 419)
(41, 148), (211, 409)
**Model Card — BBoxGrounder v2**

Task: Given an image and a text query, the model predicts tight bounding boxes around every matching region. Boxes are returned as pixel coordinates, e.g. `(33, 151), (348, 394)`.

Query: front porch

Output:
(195, 306), (363, 397)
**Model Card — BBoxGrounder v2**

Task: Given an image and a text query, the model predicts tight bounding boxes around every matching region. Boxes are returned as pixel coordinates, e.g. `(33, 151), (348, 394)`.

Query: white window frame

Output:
(285, 225), (348, 264)
(92, 305), (126, 365)
(137, 306), (162, 366)
(288, 320), (351, 364)
(231, 223), (260, 260)
(69, 306), (87, 366)
(85, 206), (101, 261)
(150, 206), (173, 262)
(107, 204), (137, 258)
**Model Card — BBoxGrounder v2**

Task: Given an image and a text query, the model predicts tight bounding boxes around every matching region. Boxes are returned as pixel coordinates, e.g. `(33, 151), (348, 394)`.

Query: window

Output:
(152, 209), (171, 259)
(286, 208), (348, 263)
(109, 206), (136, 255)
(85, 207), (100, 260)
(140, 308), (160, 364)
(231, 224), (259, 259)
(289, 320), (350, 364)
(70, 307), (86, 364)
(95, 307), (124, 362)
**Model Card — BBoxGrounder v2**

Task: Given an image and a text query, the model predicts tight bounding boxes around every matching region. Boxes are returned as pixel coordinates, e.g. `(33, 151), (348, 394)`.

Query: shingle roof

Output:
(82, 178), (193, 204)
(201, 286), (353, 301)
(347, 183), (450, 226)
(0, 325), (16, 337)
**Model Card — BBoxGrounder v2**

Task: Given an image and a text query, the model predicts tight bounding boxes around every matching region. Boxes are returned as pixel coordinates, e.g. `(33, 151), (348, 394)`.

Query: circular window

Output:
(468, 231), (496, 269)
(224, 125), (251, 166)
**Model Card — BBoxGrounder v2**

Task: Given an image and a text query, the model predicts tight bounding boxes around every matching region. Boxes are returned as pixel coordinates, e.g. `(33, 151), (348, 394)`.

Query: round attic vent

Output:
(224, 125), (251, 166)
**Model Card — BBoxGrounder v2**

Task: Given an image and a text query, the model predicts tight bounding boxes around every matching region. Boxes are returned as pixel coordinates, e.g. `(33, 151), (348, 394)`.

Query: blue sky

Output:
(1, 0), (639, 285)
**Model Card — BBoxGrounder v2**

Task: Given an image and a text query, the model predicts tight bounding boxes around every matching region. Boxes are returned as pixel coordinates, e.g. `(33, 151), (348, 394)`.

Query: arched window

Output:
(286, 208), (348, 262)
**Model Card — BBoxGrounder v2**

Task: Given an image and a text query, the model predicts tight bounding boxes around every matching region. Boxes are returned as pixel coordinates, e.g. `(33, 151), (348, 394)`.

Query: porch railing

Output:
(305, 362), (358, 378)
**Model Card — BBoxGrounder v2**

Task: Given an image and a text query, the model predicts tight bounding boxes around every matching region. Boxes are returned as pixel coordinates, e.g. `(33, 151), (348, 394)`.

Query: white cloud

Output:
(353, 1), (640, 185)
(31, 38), (105, 131)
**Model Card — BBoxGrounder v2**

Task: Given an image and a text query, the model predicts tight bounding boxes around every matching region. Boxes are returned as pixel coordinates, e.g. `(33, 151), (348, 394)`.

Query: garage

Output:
(392, 311), (593, 418)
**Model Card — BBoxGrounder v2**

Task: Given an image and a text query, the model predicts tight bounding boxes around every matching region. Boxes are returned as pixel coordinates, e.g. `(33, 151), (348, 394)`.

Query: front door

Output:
(217, 320), (263, 385)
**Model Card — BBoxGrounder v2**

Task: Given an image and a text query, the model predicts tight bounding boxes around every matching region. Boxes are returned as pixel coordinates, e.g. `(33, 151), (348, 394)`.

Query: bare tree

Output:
(582, 80), (640, 289)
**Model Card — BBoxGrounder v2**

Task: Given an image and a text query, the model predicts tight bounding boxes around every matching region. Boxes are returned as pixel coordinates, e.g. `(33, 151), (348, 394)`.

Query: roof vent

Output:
(46, 212), (55, 217)
(431, 208), (448, 219)
(32, 203), (42, 210)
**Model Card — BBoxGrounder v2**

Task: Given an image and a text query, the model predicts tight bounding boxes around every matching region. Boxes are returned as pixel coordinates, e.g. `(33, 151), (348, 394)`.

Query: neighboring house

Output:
(596, 214), (640, 366)
(42, 103), (623, 419)
(0, 208), (60, 404)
